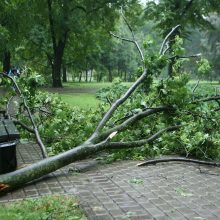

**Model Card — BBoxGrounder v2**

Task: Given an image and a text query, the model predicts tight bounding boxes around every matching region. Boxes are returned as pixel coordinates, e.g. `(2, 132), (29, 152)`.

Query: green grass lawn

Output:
(57, 93), (101, 109)
(0, 195), (87, 220)
(64, 81), (113, 89)
(64, 81), (132, 89)
(52, 80), (220, 109)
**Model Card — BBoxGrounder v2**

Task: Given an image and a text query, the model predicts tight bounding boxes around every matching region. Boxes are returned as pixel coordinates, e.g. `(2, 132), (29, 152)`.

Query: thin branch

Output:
(159, 25), (181, 55)
(169, 53), (202, 60)
(103, 125), (181, 149)
(162, 42), (170, 55)
(13, 120), (35, 133)
(87, 68), (147, 142)
(106, 97), (112, 106)
(109, 32), (134, 43)
(97, 106), (172, 143)
(192, 79), (200, 100)
(89, 13), (148, 139)
(192, 96), (220, 103)
(121, 11), (135, 39)
(1, 73), (48, 158)
(110, 32), (145, 63)
(137, 156), (220, 167)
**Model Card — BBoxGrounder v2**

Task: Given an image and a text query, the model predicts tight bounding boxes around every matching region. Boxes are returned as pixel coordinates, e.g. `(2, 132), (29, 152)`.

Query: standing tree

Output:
(21, 0), (140, 87)
(144, 0), (220, 76)
(0, 1), (27, 72)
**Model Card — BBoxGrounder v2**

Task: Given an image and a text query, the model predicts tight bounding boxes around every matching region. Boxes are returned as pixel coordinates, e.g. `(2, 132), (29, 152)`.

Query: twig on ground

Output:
(137, 157), (220, 167)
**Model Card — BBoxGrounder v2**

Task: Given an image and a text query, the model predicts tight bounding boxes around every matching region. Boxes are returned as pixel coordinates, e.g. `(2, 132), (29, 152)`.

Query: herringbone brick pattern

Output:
(1, 143), (220, 220)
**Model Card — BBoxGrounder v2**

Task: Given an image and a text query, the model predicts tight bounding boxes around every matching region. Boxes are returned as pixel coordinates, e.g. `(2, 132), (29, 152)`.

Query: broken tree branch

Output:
(87, 68), (147, 142)
(90, 20), (147, 142)
(159, 25), (181, 55)
(169, 53), (202, 60)
(13, 120), (35, 133)
(110, 32), (145, 64)
(104, 125), (181, 149)
(0, 125), (179, 193)
(96, 106), (172, 143)
(1, 73), (47, 158)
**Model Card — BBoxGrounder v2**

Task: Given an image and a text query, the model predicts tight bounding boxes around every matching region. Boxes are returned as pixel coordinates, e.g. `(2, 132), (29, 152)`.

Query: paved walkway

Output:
(1, 143), (220, 220)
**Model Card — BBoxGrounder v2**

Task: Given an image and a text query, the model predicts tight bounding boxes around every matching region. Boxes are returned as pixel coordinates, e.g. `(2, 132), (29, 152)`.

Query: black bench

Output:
(0, 111), (20, 174)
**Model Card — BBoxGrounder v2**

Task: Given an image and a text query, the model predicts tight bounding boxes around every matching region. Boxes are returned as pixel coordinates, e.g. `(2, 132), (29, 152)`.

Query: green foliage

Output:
(17, 69), (45, 107)
(96, 78), (128, 102)
(8, 35), (220, 164)
(0, 195), (87, 220)
(2, 69), (101, 155)
(21, 92), (102, 155)
(172, 36), (185, 56)
(95, 35), (220, 162)
(197, 58), (212, 76)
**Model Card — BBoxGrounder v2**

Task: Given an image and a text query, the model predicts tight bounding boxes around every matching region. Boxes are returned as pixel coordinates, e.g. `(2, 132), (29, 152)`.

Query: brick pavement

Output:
(1, 143), (220, 220)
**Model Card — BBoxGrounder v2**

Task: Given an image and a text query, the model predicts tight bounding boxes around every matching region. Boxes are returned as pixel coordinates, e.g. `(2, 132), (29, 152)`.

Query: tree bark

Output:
(62, 63), (67, 83)
(47, 0), (68, 88)
(0, 124), (180, 193)
(3, 50), (11, 73)
(85, 70), (88, 82)
(124, 71), (127, 81)
(90, 69), (93, 82)
(78, 71), (82, 82)
(108, 67), (113, 82)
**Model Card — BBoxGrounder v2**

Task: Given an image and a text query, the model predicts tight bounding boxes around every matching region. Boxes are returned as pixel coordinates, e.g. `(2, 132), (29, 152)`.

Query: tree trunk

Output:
(97, 72), (103, 82)
(0, 143), (101, 193)
(90, 69), (93, 82)
(124, 71), (127, 82)
(78, 72), (82, 82)
(62, 64), (67, 83)
(108, 67), (113, 82)
(52, 65), (63, 87)
(85, 70), (88, 82)
(47, 0), (67, 88)
(3, 50), (11, 73)
(51, 41), (66, 88)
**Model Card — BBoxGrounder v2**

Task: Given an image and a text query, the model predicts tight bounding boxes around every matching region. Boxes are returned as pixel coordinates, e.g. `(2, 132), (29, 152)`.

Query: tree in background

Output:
(144, 0), (220, 76)
(21, 0), (141, 87)
(0, 1), (27, 73)
(205, 15), (220, 79)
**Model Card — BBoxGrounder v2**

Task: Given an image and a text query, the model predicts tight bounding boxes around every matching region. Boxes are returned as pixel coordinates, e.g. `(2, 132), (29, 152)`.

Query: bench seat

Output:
(0, 120), (20, 143)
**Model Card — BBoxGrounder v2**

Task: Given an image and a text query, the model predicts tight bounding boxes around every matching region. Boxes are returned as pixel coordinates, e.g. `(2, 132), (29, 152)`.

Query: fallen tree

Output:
(0, 22), (219, 193)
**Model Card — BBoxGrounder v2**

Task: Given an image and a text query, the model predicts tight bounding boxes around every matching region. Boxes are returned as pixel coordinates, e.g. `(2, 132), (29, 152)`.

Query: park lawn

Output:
(58, 93), (101, 109)
(188, 80), (220, 96)
(64, 81), (132, 89)
(55, 80), (220, 109)
(56, 82), (131, 109)
(0, 195), (87, 220)
(64, 81), (112, 89)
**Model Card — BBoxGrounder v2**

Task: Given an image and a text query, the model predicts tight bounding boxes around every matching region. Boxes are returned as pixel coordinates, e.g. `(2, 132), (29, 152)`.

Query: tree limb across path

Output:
(0, 20), (218, 193)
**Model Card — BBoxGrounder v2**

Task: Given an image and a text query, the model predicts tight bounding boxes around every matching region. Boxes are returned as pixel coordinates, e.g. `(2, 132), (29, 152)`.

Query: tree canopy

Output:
(1, 0), (220, 84)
